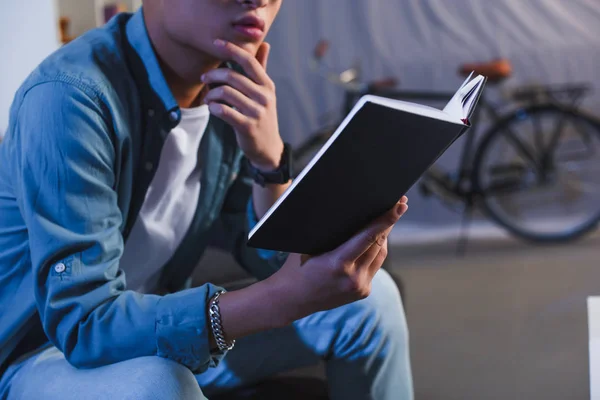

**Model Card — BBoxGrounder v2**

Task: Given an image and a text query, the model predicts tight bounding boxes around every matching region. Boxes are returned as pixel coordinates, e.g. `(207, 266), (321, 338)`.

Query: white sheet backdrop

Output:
(265, 0), (600, 226)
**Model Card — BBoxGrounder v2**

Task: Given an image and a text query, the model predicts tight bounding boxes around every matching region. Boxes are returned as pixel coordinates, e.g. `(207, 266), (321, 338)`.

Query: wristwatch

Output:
(247, 142), (293, 187)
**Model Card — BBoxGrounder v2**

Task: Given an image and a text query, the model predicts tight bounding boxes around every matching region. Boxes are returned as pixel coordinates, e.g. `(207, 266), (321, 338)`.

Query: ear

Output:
(256, 42), (271, 70)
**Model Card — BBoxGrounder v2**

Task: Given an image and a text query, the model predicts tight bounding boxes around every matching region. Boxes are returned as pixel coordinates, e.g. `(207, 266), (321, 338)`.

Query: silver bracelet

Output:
(208, 290), (235, 352)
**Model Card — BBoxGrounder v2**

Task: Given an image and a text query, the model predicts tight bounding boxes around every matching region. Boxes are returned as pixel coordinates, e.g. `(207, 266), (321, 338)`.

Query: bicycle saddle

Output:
(458, 59), (512, 83)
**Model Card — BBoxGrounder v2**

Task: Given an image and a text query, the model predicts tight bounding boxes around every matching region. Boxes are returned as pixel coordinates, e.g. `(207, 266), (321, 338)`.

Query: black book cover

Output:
(247, 101), (467, 255)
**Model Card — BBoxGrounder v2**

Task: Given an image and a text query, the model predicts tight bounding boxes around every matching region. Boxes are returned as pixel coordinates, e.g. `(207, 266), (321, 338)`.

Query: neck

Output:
(144, 14), (220, 109)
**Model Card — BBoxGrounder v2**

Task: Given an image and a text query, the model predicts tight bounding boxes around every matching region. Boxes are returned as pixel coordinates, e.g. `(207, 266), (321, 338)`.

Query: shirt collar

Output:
(125, 8), (181, 126)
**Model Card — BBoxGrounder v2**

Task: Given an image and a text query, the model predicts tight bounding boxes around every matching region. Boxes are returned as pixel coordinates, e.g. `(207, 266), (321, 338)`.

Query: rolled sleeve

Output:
(12, 81), (220, 372)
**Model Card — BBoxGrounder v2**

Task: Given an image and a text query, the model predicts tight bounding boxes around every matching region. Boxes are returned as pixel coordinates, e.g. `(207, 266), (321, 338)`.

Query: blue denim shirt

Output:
(0, 10), (286, 374)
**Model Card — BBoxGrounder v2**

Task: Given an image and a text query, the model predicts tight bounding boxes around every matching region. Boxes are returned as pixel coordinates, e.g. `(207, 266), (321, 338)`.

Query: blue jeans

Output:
(0, 270), (413, 400)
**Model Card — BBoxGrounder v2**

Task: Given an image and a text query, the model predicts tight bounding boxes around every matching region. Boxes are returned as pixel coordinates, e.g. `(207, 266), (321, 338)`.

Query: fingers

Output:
(202, 68), (268, 106)
(204, 85), (262, 118)
(335, 200), (408, 263)
(212, 39), (271, 86)
(256, 42), (270, 70)
(203, 67), (271, 131)
(368, 237), (389, 276)
(355, 225), (392, 270)
(208, 102), (249, 129)
(361, 196), (407, 273)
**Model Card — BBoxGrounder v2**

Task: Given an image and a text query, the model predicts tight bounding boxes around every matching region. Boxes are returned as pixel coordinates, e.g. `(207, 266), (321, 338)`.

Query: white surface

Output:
(119, 105), (209, 293)
(589, 297), (600, 400)
(0, 0), (59, 136)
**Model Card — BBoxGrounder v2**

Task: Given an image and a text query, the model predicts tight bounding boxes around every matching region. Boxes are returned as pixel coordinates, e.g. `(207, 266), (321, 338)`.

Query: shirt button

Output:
(54, 263), (66, 273)
(147, 109), (155, 117)
(169, 111), (179, 122)
(145, 162), (154, 171)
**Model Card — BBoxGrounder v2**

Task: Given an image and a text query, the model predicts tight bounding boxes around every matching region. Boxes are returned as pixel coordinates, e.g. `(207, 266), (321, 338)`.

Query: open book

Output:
(248, 73), (487, 255)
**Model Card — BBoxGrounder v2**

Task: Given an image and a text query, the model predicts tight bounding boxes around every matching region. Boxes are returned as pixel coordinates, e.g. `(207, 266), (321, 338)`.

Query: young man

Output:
(0, 0), (413, 398)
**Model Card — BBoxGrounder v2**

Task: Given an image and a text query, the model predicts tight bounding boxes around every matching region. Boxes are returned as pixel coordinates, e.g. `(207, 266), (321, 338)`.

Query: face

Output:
(158, 0), (282, 58)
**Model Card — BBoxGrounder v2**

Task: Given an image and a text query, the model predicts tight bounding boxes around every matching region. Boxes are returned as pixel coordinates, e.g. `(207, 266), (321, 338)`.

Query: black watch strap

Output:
(247, 143), (292, 187)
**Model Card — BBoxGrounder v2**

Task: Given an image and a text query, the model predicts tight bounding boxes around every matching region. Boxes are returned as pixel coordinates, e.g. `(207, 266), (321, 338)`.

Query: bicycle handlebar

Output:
(309, 39), (399, 94)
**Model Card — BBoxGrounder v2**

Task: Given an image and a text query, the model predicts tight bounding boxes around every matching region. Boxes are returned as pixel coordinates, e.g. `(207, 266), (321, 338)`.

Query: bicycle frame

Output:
(423, 95), (563, 201)
(301, 54), (596, 205)
(303, 42), (600, 244)
(407, 84), (593, 202)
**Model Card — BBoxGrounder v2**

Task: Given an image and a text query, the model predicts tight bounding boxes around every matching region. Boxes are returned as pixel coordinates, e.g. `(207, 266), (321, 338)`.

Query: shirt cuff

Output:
(155, 283), (227, 373)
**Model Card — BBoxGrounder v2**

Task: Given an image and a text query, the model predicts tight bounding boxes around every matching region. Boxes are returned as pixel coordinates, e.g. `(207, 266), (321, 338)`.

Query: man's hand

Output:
(202, 39), (283, 171)
(212, 197), (408, 342)
(266, 197), (409, 324)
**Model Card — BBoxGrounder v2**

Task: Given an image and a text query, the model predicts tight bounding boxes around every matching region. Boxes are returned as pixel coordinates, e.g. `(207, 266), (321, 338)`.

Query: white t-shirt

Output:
(119, 105), (210, 293)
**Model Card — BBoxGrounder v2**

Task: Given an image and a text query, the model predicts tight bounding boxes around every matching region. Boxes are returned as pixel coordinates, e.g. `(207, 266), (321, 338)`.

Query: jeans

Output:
(0, 270), (413, 400)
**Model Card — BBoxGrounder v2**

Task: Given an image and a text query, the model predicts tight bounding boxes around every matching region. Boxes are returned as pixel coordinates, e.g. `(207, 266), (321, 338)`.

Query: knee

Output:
(123, 357), (205, 400)
(338, 270), (409, 353)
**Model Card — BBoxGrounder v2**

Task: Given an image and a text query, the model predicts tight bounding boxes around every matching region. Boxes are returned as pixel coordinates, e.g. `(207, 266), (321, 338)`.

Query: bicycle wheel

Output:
(473, 104), (600, 242)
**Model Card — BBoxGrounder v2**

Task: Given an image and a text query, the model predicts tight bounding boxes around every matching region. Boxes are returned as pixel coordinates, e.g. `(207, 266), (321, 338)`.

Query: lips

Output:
(232, 15), (265, 40)
(233, 15), (266, 31)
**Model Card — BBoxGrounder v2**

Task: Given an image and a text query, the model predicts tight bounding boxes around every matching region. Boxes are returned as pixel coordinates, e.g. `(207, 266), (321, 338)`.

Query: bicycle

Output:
(292, 40), (600, 247)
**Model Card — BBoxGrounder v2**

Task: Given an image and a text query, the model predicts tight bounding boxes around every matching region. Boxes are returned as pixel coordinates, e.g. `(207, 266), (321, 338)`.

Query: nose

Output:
(236, 0), (268, 9)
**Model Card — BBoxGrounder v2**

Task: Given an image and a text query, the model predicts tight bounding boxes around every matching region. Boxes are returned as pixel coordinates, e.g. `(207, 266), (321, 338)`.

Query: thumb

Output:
(256, 42), (271, 70)
(335, 201), (407, 263)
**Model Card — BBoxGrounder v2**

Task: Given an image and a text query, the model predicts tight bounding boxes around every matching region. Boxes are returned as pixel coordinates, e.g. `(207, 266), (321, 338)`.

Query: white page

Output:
(360, 95), (462, 125)
(443, 74), (485, 121)
(461, 76), (485, 118)
(443, 72), (473, 119)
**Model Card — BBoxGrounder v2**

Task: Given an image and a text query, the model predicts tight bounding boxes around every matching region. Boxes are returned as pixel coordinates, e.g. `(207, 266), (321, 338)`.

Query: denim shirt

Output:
(0, 9), (286, 374)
